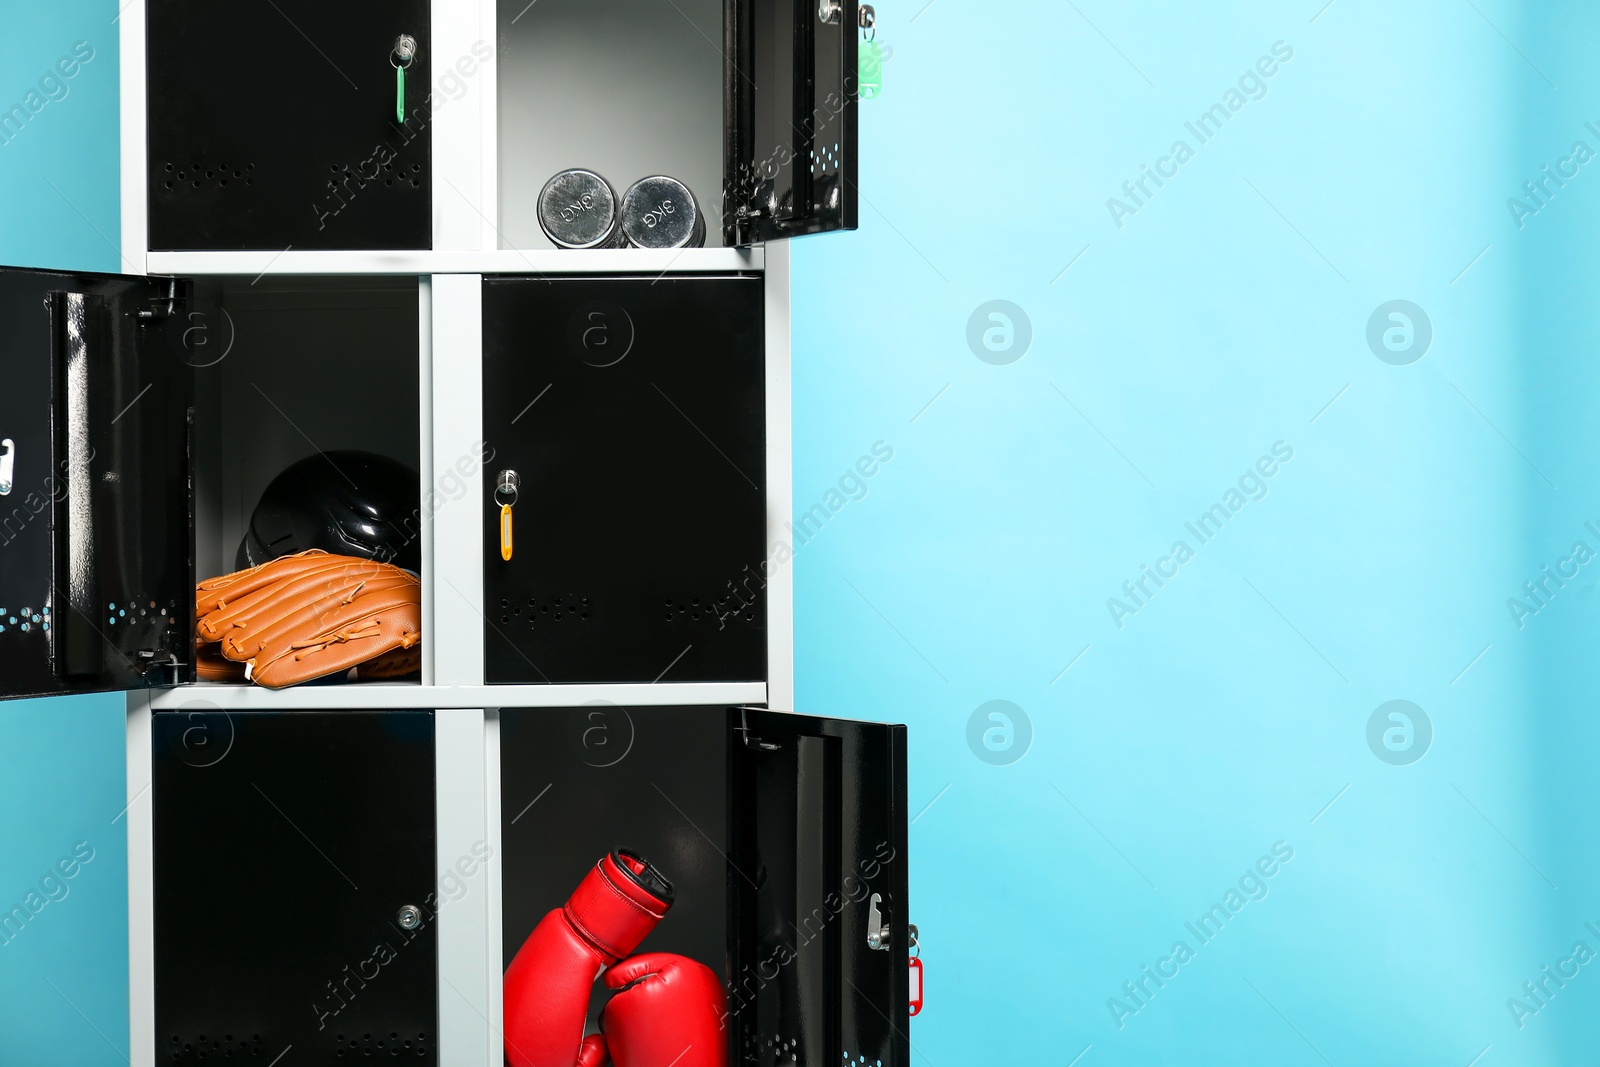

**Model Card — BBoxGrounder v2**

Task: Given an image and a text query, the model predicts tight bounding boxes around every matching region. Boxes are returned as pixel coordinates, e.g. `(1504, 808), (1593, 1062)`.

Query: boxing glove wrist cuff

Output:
(564, 849), (674, 963)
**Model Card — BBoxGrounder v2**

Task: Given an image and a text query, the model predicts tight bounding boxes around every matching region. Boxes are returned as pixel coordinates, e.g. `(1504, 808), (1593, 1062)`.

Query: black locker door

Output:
(147, 0), (433, 251)
(727, 0), (860, 243)
(152, 710), (439, 1063)
(0, 266), (193, 701)
(731, 708), (910, 1067)
(481, 276), (766, 685)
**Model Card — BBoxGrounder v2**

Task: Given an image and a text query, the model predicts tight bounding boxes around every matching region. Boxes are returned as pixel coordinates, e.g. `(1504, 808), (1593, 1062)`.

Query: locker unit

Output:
(0, 0), (912, 1063)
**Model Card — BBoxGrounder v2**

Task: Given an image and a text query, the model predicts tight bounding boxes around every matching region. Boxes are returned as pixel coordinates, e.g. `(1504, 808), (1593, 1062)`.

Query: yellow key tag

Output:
(500, 503), (514, 561)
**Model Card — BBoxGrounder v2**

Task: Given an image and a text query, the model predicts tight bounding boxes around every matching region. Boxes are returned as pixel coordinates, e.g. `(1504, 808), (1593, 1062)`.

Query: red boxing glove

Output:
(601, 952), (729, 1067)
(576, 1036), (607, 1067)
(504, 850), (674, 1067)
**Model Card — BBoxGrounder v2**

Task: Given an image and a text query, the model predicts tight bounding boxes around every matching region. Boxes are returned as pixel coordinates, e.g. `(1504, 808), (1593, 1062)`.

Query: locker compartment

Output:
(481, 275), (765, 685)
(146, 0), (433, 251)
(151, 710), (439, 1063)
(498, 705), (910, 1067)
(498, 0), (861, 249)
(190, 275), (425, 687)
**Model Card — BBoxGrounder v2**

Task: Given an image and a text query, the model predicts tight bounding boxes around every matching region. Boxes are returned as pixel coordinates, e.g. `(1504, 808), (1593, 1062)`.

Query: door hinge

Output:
(139, 651), (187, 687)
(137, 279), (183, 321)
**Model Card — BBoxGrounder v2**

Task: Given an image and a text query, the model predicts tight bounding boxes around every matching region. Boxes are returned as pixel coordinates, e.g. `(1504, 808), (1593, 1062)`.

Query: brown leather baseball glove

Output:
(195, 550), (421, 688)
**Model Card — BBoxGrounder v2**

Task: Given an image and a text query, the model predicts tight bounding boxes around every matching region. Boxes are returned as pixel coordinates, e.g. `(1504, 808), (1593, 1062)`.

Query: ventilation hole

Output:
(164, 163), (173, 172)
(500, 615), (509, 623)
(410, 179), (420, 187)
(412, 164), (421, 173)
(206, 171), (214, 178)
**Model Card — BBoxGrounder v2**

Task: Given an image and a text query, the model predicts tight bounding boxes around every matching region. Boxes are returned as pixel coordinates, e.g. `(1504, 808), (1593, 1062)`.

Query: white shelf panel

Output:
(147, 681), (766, 710)
(145, 247), (763, 277)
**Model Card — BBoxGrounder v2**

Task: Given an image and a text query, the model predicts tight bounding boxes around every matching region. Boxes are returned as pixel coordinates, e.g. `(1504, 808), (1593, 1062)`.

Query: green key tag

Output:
(859, 38), (883, 99)
(396, 63), (406, 123)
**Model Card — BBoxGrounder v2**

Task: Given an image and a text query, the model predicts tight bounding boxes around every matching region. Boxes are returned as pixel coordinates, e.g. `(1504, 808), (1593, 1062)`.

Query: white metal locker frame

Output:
(119, 0), (798, 1062)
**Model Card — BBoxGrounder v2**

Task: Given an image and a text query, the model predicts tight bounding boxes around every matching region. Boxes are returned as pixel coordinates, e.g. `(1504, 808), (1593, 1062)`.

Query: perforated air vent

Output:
(160, 161), (253, 192)
(0, 602), (47, 635)
(329, 161), (423, 192)
(332, 1029), (430, 1057)
(664, 593), (758, 626)
(167, 1030), (264, 1060)
(811, 141), (841, 177)
(500, 594), (591, 626)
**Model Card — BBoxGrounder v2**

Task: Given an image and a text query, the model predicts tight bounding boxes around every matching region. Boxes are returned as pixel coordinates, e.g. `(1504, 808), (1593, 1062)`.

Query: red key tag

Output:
(908, 956), (923, 1016)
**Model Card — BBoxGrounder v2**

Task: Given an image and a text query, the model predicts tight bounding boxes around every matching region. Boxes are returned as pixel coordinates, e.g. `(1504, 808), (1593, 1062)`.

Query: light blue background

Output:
(0, 4), (132, 1064)
(5, 1), (1600, 1064)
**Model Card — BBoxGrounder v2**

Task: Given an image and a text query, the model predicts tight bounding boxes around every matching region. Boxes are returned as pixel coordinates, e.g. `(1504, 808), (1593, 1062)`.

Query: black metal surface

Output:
(727, 0), (859, 244)
(481, 276), (766, 685)
(731, 709), (909, 1067)
(0, 266), (193, 701)
(152, 710), (438, 1063)
(499, 704), (734, 1046)
(147, 0), (433, 251)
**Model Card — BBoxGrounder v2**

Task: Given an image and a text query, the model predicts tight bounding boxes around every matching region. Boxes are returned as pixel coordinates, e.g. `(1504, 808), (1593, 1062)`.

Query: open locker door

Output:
(0, 267), (194, 700)
(732, 708), (910, 1067)
(727, 0), (861, 244)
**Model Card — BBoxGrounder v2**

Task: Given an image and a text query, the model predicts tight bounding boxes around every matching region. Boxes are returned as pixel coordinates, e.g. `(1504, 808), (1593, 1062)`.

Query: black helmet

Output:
(235, 451), (421, 572)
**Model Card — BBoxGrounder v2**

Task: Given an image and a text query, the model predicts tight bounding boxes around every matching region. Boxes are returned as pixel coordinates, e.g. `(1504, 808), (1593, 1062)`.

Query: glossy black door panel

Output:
(152, 710), (438, 1062)
(481, 276), (766, 684)
(727, 0), (859, 243)
(732, 709), (909, 1067)
(0, 267), (192, 701)
(147, 0), (432, 250)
